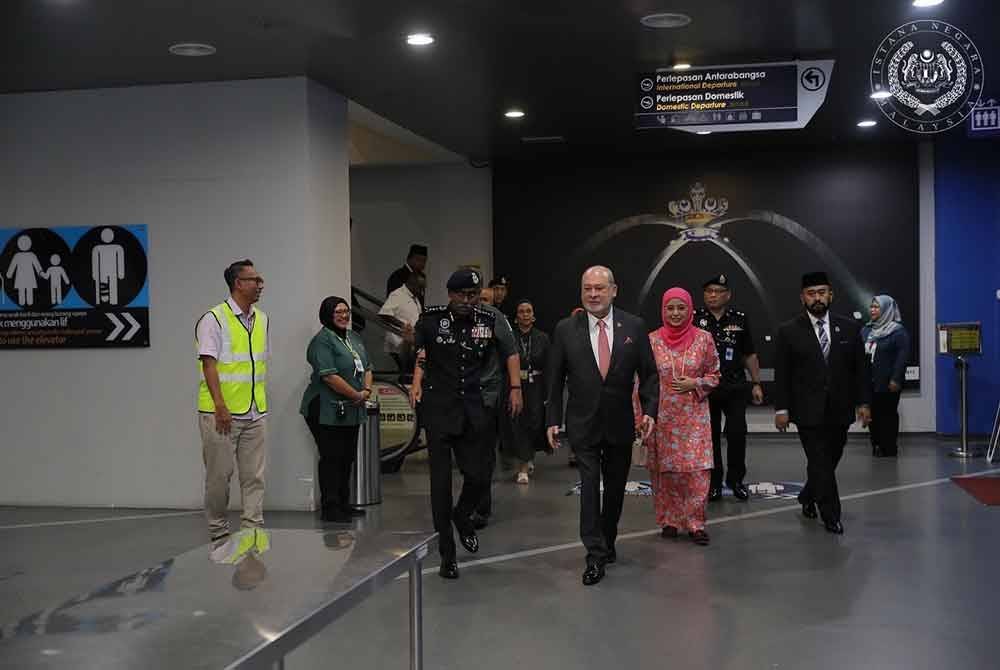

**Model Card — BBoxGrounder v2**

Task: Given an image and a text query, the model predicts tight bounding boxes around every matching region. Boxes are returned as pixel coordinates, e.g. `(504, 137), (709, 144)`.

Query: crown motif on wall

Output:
(668, 182), (729, 227)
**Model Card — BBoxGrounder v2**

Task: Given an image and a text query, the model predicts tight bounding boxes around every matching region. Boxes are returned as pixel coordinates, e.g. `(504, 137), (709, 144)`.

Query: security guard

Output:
(410, 269), (522, 579)
(489, 275), (512, 319)
(693, 274), (764, 502)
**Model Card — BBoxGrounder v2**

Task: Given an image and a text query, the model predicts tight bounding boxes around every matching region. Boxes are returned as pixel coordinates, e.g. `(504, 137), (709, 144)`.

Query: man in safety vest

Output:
(196, 259), (270, 562)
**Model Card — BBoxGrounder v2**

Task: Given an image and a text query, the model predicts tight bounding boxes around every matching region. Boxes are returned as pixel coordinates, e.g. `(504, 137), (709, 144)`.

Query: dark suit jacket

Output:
(773, 312), (872, 427)
(545, 308), (659, 449)
(860, 326), (910, 392)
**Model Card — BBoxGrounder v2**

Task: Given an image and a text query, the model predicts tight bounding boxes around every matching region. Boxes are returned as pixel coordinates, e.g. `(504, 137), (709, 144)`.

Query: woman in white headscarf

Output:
(861, 295), (910, 457)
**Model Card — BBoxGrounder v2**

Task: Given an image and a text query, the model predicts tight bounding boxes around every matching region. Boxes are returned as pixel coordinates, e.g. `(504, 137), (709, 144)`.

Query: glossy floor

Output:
(1, 435), (996, 669)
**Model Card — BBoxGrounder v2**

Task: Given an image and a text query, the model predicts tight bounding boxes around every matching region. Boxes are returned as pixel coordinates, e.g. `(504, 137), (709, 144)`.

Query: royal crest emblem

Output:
(871, 20), (984, 133)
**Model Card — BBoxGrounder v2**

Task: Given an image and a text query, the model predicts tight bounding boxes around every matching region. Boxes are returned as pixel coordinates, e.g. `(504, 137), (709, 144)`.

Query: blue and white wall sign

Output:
(0, 225), (149, 349)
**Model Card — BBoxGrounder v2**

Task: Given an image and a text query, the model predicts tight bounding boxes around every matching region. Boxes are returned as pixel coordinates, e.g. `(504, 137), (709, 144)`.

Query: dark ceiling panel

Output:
(3, 1), (997, 159)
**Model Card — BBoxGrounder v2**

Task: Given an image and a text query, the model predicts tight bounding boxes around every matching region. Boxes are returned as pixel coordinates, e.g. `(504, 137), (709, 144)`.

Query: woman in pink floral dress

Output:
(643, 287), (720, 545)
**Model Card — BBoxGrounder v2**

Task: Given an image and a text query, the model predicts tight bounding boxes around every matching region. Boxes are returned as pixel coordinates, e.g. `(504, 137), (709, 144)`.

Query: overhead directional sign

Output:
(635, 60), (835, 133)
(0, 224), (150, 349)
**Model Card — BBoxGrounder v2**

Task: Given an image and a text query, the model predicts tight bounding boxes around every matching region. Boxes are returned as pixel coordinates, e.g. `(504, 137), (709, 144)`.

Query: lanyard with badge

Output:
(518, 331), (533, 383)
(335, 332), (365, 377)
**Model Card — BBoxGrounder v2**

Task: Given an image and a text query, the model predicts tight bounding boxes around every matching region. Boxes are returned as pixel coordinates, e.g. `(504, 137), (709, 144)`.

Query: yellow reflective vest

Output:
(197, 302), (269, 414)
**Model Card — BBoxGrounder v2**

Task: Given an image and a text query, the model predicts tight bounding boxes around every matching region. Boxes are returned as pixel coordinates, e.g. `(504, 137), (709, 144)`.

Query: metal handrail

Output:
(988, 398), (1000, 462)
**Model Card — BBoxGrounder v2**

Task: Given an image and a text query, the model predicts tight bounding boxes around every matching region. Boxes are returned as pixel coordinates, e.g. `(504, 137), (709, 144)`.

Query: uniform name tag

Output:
(471, 326), (492, 339)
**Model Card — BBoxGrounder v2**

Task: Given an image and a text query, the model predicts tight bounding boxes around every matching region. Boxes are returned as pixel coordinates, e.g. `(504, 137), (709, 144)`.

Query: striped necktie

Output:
(816, 319), (830, 360)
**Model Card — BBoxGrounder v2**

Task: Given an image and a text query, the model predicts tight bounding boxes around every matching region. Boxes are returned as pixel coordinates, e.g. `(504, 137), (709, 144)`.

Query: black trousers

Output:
(870, 391), (901, 455)
(426, 404), (496, 561)
(475, 431), (498, 518)
(304, 417), (360, 515)
(796, 423), (848, 523)
(574, 439), (631, 565)
(709, 386), (748, 488)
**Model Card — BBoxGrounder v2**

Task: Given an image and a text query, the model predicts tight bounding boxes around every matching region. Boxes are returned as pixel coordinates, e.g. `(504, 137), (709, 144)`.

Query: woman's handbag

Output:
(631, 435), (648, 468)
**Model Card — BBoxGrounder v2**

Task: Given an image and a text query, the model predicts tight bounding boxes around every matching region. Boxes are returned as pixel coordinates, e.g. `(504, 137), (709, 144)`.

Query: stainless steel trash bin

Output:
(350, 400), (382, 506)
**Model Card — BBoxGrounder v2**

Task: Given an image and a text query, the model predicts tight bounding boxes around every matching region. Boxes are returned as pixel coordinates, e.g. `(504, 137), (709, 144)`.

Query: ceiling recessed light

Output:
(912, 0), (944, 7)
(521, 135), (565, 144)
(504, 109), (525, 119)
(696, 130), (712, 135)
(168, 43), (216, 57)
(673, 63), (692, 71)
(857, 119), (877, 128)
(640, 13), (692, 29)
(406, 33), (435, 46)
(870, 90), (892, 100)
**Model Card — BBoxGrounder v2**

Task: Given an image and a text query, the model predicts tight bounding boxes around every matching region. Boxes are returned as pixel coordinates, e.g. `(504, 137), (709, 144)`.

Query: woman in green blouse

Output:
(300, 296), (374, 523)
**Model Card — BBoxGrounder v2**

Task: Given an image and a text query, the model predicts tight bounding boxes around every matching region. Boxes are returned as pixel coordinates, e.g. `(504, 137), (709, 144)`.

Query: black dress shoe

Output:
(321, 510), (353, 523)
(661, 525), (679, 539)
(605, 549), (617, 564)
(729, 483), (750, 501)
(801, 502), (818, 519)
(582, 563), (605, 586)
(470, 512), (489, 530)
(345, 506), (366, 517)
(824, 520), (844, 535)
(458, 531), (479, 553)
(689, 529), (711, 546)
(708, 486), (723, 502)
(438, 561), (459, 579)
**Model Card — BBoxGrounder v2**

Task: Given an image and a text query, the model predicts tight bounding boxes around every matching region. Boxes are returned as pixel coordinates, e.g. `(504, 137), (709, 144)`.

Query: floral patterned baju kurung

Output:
(644, 328), (720, 532)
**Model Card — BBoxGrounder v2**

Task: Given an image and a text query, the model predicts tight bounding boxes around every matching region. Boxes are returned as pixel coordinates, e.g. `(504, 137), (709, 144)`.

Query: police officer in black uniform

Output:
(489, 275), (512, 320)
(409, 269), (522, 579)
(693, 274), (764, 502)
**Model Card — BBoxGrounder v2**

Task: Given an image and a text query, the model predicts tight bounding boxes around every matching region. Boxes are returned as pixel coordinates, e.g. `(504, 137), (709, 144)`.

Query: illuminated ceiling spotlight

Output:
(406, 33), (435, 46)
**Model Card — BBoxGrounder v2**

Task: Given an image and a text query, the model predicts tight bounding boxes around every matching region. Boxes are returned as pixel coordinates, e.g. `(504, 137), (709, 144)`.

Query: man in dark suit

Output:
(773, 272), (872, 535)
(546, 266), (658, 585)
(386, 244), (428, 297)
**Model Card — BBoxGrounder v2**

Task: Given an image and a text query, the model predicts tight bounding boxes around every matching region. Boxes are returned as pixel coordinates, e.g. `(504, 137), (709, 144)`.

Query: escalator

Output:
(351, 286), (424, 473)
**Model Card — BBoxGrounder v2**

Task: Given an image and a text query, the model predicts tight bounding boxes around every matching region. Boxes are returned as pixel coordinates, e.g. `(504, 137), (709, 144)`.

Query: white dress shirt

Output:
(378, 285), (422, 353)
(586, 306), (615, 368)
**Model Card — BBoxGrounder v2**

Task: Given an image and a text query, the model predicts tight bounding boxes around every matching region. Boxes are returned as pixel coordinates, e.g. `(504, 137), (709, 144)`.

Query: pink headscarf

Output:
(656, 287), (697, 351)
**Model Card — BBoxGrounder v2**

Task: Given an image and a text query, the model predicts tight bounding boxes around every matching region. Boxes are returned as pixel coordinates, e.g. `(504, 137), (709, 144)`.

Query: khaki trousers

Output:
(199, 414), (267, 540)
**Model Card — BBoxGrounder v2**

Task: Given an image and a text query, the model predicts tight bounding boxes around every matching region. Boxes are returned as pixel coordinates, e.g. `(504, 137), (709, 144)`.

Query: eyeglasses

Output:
(333, 308), (352, 316)
(237, 275), (264, 285)
(704, 288), (729, 295)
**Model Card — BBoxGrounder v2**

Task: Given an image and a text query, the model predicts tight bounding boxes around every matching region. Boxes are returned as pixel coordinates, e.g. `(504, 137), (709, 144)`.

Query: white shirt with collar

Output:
(379, 285), (422, 353)
(586, 306), (615, 368)
(196, 297), (267, 420)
